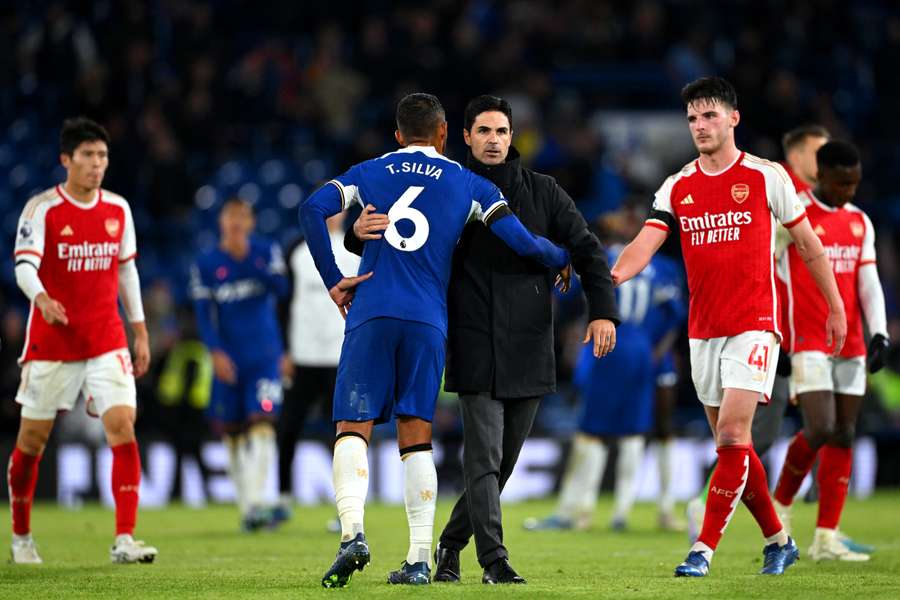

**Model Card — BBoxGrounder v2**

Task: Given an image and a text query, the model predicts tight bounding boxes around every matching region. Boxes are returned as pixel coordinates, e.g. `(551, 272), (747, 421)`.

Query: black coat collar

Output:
(466, 146), (523, 193)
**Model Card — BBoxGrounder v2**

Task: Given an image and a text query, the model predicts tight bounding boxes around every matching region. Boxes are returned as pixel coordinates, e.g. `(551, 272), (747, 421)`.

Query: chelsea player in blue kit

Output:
(525, 224), (684, 532)
(300, 94), (570, 587)
(191, 198), (290, 531)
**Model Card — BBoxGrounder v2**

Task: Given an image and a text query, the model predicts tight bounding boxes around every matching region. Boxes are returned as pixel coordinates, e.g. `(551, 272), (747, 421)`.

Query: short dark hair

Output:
(463, 95), (513, 132)
(781, 124), (831, 155)
(59, 117), (110, 155)
(680, 76), (738, 110)
(817, 140), (860, 170)
(396, 93), (445, 140)
(222, 196), (254, 214)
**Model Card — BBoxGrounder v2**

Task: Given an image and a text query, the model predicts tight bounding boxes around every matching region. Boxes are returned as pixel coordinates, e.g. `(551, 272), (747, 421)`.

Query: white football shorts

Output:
(16, 348), (137, 420)
(789, 351), (866, 396)
(689, 330), (779, 407)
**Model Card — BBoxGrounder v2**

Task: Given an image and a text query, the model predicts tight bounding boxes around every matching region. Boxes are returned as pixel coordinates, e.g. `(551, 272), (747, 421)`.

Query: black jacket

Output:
(345, 147), (618, 398)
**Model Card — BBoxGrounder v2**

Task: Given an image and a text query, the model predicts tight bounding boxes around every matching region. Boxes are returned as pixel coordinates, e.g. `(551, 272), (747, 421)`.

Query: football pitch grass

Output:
(2, 493), (899, 599)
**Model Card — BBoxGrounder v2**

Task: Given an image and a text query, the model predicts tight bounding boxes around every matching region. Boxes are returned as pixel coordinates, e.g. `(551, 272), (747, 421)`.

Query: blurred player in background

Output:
(524, 208), (685, 533)
(300, 93), (569, 587)
(9, 117), (157, 564)
(772, 140), (890, 561)
(190, 198), (290, 531)
(276, 212), (359, 519)
(612, 77), (847, 577)
(685, 124), (831, 540)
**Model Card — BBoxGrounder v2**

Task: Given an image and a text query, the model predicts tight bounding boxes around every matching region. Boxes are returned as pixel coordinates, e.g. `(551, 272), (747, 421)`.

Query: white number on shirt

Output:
(617, 277), (651, 324)
(385, 186), (429, 252)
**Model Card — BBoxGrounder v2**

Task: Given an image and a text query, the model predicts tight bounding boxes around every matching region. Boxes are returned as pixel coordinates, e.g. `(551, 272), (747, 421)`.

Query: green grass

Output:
(2, 493), (899, 599)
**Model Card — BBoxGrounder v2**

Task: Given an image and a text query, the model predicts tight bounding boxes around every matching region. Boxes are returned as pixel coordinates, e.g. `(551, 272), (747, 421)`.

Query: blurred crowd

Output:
(1, 1), (900, 471)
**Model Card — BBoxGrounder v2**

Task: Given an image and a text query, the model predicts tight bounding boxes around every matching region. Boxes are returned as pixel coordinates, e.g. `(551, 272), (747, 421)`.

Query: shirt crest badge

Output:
(105, 218), (120, 237)
(731, 183), (750, 204)
(850, 222), (864, 238)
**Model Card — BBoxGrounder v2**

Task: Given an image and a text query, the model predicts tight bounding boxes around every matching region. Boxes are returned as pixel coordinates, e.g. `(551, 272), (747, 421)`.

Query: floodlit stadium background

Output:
(1, 2), (899, 506)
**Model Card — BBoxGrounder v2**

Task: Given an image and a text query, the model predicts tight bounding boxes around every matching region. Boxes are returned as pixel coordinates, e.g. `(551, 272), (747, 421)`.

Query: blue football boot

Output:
(760, 536), (800, 575)
(387, 560), (431, 585)
(321, 533), (370, 588)
(522, 515), (575, 531)
(674, 550), (710, 577)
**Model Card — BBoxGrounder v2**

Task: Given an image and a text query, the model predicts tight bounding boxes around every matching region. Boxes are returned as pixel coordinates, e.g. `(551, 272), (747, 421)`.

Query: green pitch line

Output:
(1, 493), (899, 599)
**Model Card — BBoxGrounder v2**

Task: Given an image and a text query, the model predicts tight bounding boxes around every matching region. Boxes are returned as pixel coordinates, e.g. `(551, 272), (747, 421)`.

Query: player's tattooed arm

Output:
(788, 217), (847, 353)
(610, 225), (667, 286)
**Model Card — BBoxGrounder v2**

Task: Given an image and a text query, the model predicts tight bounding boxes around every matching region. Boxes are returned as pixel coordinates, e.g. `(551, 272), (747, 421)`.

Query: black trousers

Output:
(277, 365), (336, 494)
(439, 392), (541, 567)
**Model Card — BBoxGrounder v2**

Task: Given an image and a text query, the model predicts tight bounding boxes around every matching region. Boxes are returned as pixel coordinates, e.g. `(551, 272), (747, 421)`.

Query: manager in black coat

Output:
(348, 95), (618, 584)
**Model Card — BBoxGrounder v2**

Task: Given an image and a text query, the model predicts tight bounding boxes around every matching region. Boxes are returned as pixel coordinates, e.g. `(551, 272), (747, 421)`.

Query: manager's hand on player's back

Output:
(330, 271), (374, 319)
(353, 204), (390, 240)
(35, 292), (69, 326)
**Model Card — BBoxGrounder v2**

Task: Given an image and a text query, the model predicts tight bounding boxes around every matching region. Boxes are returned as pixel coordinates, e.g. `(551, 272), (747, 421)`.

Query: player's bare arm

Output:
(130, 321), (150, 378)
(787, 217), (847, 353)
(610, 225), (667, 286)
(34, 291), (69, 326)
(353, 204), (390, 240)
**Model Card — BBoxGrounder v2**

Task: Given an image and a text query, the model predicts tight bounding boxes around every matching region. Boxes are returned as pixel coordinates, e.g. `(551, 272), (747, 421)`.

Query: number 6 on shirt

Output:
(385, 186), (429, 252)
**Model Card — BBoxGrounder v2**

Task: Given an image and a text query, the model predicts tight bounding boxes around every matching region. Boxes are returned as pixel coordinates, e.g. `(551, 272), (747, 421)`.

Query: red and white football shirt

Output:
(14, 185), (137, 362)
(781, 191), (874, 358)
(646, 152), (806, 340)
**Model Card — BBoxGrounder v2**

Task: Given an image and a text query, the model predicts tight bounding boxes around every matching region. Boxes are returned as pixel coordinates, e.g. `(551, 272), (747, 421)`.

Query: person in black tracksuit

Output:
(346, 95), (618, 584)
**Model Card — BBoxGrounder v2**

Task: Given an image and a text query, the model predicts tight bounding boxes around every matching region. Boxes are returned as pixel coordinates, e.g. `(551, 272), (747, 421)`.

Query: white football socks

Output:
(657, 438), (675, 516)
(402, 450), (437, 566)
(244, 422), (276, 510)
(333, 435), (369, 542)
(224, 434), (248, 514)
(557, 434), (607, 523)
(612, 435), (645, 522)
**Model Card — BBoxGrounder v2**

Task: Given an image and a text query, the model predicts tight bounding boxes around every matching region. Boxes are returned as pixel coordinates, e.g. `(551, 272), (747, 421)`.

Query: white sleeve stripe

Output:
(482, 200), (507, 222)
(327, 180), (346, 209)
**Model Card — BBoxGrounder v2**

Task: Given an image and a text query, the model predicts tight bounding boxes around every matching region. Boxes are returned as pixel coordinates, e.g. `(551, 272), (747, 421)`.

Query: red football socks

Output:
(697, 444), (750, 551)
(817, 445), (852, 529)
(8, 447), (41, 536)
(741, 447), (782, 538)
(774, 431), (817, 506)
(111, 441), (141, 536)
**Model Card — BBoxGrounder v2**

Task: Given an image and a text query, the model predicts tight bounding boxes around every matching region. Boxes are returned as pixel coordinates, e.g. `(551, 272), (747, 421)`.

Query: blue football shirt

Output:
(326, 145), (507, 335)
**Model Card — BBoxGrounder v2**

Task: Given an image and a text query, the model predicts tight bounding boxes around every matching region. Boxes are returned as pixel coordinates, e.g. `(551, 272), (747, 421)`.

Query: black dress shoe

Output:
(482, 558), (526, 584)
(433, 545), (461, 583)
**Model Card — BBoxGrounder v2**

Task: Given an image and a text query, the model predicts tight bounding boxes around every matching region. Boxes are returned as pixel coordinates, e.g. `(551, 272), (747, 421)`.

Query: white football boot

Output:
(10, 535), (42, 564)
(808, 528), (869, 562)
(110, 534), (158, 564)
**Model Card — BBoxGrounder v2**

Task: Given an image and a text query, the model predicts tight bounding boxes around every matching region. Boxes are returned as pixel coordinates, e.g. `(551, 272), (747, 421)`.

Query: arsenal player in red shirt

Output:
(612, 77), (846, 577)
(781, 125), (831, 194)
(8, 118), (157, 564)
(772, 140), (889, 562)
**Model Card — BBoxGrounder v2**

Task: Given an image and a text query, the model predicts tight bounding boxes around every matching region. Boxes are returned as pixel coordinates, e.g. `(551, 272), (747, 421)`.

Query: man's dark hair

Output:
(680, 76), (738, 110)
(396, 93), (446, 140)
(59, 117), (110, 155)
(817, 140), (860, 170)
(464, 95), (513, 132)
(222, 196), (254, 214)
(781, 124), (831, 155)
